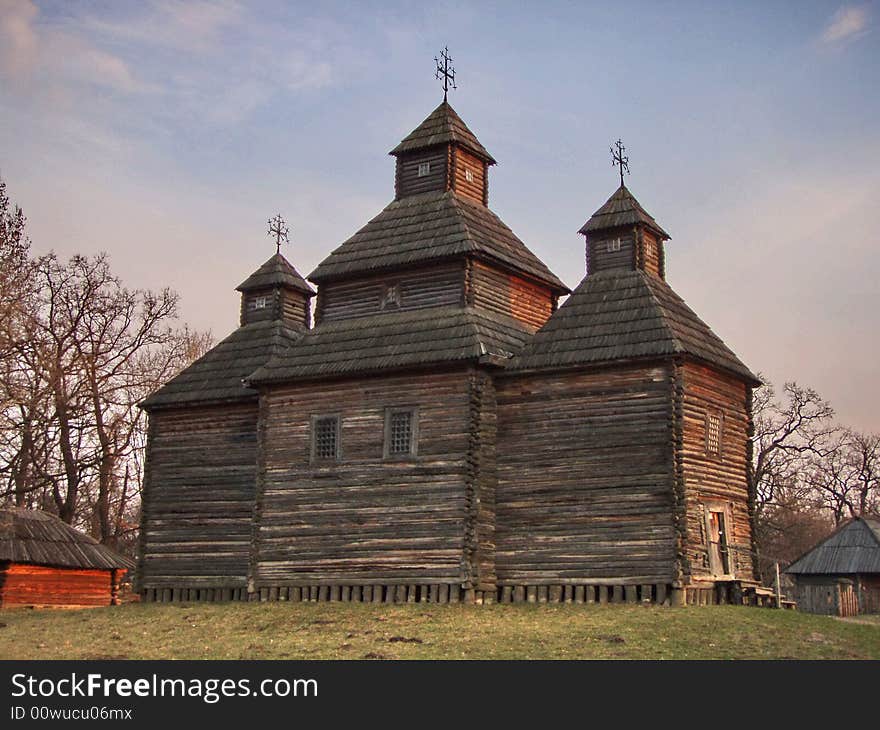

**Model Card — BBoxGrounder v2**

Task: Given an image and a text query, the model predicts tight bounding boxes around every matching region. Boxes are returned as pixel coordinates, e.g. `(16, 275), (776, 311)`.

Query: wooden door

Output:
(707, 511), (731, 577)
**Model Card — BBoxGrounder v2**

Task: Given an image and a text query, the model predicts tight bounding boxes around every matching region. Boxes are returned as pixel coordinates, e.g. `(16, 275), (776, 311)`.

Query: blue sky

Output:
(1, 1), (878, 430)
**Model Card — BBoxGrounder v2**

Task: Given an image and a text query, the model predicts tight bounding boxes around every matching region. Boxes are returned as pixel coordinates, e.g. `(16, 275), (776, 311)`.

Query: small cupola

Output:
(388, 50), (495, 206)
(236, 216), (315, 327)
(579, 141), (670, 279)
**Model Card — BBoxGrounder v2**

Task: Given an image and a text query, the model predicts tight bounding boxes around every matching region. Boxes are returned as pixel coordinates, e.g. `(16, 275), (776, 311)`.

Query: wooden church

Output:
(138, 83), (762, 607)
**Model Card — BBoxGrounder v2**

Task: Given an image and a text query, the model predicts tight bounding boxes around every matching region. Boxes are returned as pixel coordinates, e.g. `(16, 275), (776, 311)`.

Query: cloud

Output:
(0, 0), (145, 93)
(821, 5), (870, 44)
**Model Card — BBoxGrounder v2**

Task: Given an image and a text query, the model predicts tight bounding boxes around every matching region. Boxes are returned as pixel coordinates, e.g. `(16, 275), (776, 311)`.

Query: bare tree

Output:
(750, 378), (837, 516)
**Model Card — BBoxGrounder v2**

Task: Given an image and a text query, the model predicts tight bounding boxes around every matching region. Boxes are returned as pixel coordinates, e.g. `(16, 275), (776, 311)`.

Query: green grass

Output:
(1, 602), (878, 660)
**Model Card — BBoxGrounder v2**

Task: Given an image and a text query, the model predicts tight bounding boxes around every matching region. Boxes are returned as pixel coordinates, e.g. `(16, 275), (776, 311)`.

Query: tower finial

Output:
(610, 139), (630, 188)
(434, 46), (456, 102)
(267, 213), (289, 255)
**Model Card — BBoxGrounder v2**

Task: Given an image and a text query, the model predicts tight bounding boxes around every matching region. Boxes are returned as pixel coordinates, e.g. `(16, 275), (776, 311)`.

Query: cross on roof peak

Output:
(435, 46), (456, 102)
(267, 213), (289, 255)
(611, 139), (630, 188)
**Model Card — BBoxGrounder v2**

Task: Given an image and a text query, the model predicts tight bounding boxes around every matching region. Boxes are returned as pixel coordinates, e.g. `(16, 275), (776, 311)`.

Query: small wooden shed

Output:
(785, 517), (880, 616)
(0, 508), (134, 608)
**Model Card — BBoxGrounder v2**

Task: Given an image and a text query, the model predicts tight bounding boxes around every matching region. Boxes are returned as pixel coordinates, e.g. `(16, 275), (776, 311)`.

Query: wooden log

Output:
(612, 585), (624, 603)
(501, 586), (513, 603)
(383, 585), (394, 604)
(537, 586), (548, 603)
(549, 585), (562, 603)
(574, 586), (585, 604)
(430, 585), (440, 603)
(563, 585), (573, 603)
(464, 588), (475, 604)
(330, 585), (341, 602)
(641, 584), (653, 604)
(449, 584), (460, 603)
(625, 585), (638, 603)
(656, 583), (667, 606)
(269, 586), (278, 602)
(439, 584), (449, 603)
(513, 585), (525, 603)
(598, 585), (608, 604)
(526, 586), (537, 603)
(318, 585), (330, 602)
(395, 585), (407, 603)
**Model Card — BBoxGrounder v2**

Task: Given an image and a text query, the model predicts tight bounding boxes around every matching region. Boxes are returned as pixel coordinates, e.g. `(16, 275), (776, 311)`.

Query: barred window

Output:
(312, 416), (339, 461)
(385, 408), (417, 457)
(706, 412), (722, 455)
(606, 237), (621, 252)
(418, 162), (431, 177)
(251, 295), (268, 310)
(465, 168), (474, 183)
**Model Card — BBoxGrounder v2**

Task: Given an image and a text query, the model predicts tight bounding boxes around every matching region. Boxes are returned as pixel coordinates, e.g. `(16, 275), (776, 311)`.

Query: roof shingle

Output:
(308, 190), (567, 291)
(786, 518), (880, 575)
(389, 101), (495, 163)
(249, 306), (532, 383)
(141, 319), (306, 409)
(580, 185), (670, 239)
(237, 253), (314, 296)
(507, 268), (758, 383)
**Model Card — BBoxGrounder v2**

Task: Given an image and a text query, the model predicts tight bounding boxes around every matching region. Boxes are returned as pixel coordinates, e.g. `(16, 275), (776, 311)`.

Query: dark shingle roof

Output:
(141, 320), (305, 409)
(0, 508), (134, 570)
(389, 101), (496, 164)
(579, 185), (670, 239)
(507, 269), (758, 383)
(249, 306), (532, 383)
(308, 191), (567, 291)
(786, 518), (880, 575)
(237, 253), (314, 296)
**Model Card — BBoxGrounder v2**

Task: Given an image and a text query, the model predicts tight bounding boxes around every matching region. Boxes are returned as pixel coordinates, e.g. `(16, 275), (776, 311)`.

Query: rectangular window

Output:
(465, 168), (474, 183)
(384, 408), (418, 458)
(311, 415), (340, 461)
(706, 412), (722, 455)
(253, 295), (268, 310)
(606, 238), (621, 252)
(417, 162), (431, 177)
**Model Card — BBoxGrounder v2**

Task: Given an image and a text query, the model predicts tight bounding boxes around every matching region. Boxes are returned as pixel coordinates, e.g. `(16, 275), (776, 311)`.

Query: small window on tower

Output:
(418, 162), (431, 177)
(312, 415), (340, 461)
(381, 283), (401, 310)
(706, 412), (722, 456)
(252, 296), (268, 310)
(607, 238), (622, 252)
(465, 168), (474, 183)
(385, 408), (418, 458)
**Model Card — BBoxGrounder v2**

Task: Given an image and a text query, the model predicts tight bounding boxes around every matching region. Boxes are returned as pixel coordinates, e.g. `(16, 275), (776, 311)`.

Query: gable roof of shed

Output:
(140, 319), (305, 409)
(249, 305), (532, 383)
(786, 518), (880, 575)
(507, 268), (758, 383)
(308, 190), (567, 291)
(389, 101), (496, 163)
(237, 253), (314, 296)
(0, 508), (134, 571)
(579, 185), (670, 239)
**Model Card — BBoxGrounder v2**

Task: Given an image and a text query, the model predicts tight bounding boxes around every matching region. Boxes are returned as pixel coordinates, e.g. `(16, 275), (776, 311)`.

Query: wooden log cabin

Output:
(0, 508), (133, 608)
(138, 99), (761, 606)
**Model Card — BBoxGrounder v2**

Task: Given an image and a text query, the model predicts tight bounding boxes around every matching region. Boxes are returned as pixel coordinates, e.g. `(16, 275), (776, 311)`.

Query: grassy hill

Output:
(1, 602), (878, 660)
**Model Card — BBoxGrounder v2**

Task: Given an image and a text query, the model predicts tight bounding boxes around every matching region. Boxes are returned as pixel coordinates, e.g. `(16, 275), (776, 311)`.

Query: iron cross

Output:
(611, 139), (630, 188)
(435, 46), (456, 102)
(267, 214), (289, 254)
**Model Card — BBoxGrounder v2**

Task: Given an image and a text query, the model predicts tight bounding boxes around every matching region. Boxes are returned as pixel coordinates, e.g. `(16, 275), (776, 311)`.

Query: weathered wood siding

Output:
(587, 231), (635, 274)
(241, 288), (309, 328)
(395, 148), (448, 199)
(678, 361), (755, 582)
(0, 563), (116, 607)
(452, 147), (486, 205)
(468, 259), (555, 331)
(317, 263), (463, 323)
(139, 403), (257, 590)
(495, 364), (677, 585)
(467, 370), (497, 590)
(254, 369), (487, 587)
(638, 230), (664, 279)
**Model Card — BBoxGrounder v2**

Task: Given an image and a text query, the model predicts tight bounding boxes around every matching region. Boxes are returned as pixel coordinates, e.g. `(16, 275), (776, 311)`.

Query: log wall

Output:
(451, 147), (487, 205)
(316, 263), (463, 323)
(395, 148), (448, 198)
(253, 369), (482, 588)
(678, 361), (755, 583)
(0, 563), (116, 607)
(587, 232), (635, 274)
(467, 259), (555, 331)
(139, 402), (258, 592)
(241, 287), (309, 328)
(495, 363), (677, 585)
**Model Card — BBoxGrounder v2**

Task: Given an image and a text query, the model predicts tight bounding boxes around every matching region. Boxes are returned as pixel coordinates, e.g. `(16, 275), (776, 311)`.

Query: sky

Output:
(1, 0), (878, 431)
